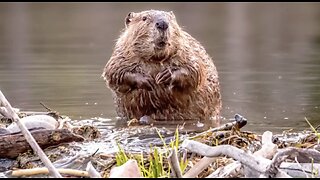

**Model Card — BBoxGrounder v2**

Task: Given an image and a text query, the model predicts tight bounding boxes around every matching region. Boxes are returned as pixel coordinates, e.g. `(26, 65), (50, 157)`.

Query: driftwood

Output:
(53, 154), (81, 168)
(10, 167), (89, 177)
(188, 114), (247, 139)
(167, 147), (183, 178)
(0, 90), (62, 177)
(181, 139), (271, 174)
(207, 161), (242, 178)
(0, 107), (11, 118)
(280, 162), (320, 178)
(183, 157), (216, 178)
(182, 137), (320, 178)
(253, 131), (278, 159)
(86, 161), (102, 178)
(0, 129), (84, 159)
(264, 147), (320, 178)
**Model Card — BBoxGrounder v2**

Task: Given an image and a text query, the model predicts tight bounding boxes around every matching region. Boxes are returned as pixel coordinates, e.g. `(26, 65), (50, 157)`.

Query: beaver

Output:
(102, 10), (222, 127)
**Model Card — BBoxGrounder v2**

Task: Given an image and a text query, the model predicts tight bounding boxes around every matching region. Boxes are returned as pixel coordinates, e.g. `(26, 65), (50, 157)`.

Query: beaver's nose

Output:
(155, 20), (168, 31)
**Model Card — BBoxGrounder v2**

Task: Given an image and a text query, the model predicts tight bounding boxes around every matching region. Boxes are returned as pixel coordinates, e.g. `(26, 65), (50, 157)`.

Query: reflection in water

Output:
(0, 3), (319, 133)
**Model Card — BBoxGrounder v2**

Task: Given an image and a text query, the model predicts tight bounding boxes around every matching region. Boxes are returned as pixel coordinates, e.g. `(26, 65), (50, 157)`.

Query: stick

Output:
(183, 157), (216, 178)
(188, 118), (246, 140)
(10, 167), (89, 177)
(86, 161), (102, 178)
(295, 156), (309, 178)
(0, 90), (62, 178)
(0, 107), (10, 118)
(207, 161), (242, 178)
(40, 102), (52, 112)
(167, 147), (182, 178)
(181, 139), (271, 173)
(53, 154), (81, 168)
(253, 131), (278, 159)
(280, 162), (320, 178)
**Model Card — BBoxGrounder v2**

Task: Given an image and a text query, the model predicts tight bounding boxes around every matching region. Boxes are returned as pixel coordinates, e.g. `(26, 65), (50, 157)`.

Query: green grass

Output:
(115, 142), (129, 166)
(304, 117), (319, 177)
(305, 117), (320, 142)
(114, 127), (188, 178)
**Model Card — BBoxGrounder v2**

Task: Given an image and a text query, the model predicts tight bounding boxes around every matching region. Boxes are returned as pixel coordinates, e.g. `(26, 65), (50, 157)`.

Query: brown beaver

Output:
(102, 10), (222, 127)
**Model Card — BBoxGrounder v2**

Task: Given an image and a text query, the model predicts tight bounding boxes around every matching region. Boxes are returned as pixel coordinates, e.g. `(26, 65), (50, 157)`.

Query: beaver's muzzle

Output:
(155, 20), (168, 31)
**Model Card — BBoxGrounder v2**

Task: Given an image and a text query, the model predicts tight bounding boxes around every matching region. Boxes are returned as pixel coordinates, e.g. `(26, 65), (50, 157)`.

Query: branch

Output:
(0, 90), (62, 178)
(181, 139), (271, 173)
(207, 161), (242, 178)
(265, 147), (320, 177)
(86, 161), (102, 178)
(0, 107), (10, 118)
(10, 167), (89, 177)
(183, 157), (216, 178)
(188, 114), (247, 139)
(167, 147), (182, 178)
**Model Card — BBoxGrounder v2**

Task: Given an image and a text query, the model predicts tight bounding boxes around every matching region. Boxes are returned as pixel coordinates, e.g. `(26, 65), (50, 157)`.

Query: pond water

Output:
(0, 3), (320, 134)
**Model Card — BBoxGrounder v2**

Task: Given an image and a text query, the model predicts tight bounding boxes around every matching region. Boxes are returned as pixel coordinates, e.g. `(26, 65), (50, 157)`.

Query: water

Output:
(0, 3), (320, 134)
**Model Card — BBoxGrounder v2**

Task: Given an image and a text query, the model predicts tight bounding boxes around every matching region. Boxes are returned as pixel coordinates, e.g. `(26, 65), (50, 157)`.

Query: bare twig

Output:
(207, 161), (242, 178)
(0, 90), (62, 178)
(40, 102), (52, 112)
(0, 107), (9, 118)
(10, 167), (89, 177)
(271, 147), (320, 164)
(86, 161), (102, 178)
(167, 147), (182, 178)
(253, 131), (278, 159)
(263, 147), (320, 177)
(183, 157), (216, 178)
(280, 162), (320, 178)
(295, 156), (309, 178)
(39, 102), (60, 120)
(181, 139), (271, 173)
(53, 154), (81, 168)
(188, 117), (246, 140)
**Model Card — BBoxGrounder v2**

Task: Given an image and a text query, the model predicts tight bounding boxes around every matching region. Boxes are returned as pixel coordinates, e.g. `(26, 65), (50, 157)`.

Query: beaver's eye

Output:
(142, 16), (147, 21)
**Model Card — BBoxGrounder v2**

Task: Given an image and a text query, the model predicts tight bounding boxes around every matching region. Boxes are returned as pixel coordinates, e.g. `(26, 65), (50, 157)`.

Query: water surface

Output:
(0, 3), (320, 133)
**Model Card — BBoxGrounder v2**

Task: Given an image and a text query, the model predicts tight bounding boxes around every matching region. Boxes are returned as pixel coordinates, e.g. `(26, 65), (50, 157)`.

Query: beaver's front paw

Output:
(155, 68), (173, 85)
(122, 73), (155, 91)
(156, 68), (190, 90)
(135, 75), (156, 91)
(130, 73), (155, 91)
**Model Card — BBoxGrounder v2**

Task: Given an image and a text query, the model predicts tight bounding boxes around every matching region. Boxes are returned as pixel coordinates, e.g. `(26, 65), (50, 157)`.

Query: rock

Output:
(109, 159), (142, 178)
(5, 115), (58, 134)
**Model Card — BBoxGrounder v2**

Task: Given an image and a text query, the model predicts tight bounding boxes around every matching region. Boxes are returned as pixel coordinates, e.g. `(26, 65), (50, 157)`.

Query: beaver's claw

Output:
(135, 75), (156, 91)
(155, 68), (172, 85)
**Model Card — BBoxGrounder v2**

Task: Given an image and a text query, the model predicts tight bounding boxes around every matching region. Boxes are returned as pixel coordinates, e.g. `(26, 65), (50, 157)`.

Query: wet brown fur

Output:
(102, 10), (222, 125)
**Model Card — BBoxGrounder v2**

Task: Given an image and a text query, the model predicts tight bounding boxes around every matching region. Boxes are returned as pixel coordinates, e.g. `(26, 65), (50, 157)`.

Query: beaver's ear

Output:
(125, 12), (134, 28)
(169, 11), (176, 18)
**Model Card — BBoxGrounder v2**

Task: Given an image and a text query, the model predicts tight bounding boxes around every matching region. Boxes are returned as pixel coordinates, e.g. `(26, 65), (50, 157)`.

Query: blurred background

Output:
(0, 2), (319, 133)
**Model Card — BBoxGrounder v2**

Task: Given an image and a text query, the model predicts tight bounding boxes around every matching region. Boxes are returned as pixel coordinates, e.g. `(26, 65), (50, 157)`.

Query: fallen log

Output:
(0, 90), (62, 177)
(0, 129), (84, 159)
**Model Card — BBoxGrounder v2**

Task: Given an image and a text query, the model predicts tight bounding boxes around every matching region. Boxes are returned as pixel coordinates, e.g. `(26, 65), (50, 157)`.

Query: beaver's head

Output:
(117, 10), (182, 60)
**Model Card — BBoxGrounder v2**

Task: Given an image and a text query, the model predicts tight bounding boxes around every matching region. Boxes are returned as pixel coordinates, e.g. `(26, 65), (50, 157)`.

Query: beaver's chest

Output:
(139, 60), (173, 79)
